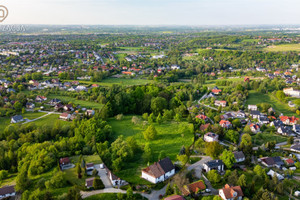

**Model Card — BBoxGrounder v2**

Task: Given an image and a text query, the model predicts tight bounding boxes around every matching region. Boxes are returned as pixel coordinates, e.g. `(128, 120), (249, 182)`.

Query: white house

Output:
(60, 113), (71, 121)
(204, 132), (219, 142)
(248, 104), (257, 111)
(219, 184), (243, 200)
(0, 185), (16, 199)
(142, 157), (175, 184)
(11, 115), (24, 123)
(283, 88), (300, 98)
(233, 151), (245, 163)
(203, 160), (224, 172)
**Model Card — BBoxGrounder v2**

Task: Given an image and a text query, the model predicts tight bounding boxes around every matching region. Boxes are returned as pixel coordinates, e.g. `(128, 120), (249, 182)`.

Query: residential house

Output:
(86, 163), (95, 171)
(105, 166), (125, 186)
(249, 123), (260, 133)
(285, 159), (295, 166)
(200, 123), (210, 131)
(250, 110), (261, 119)
(219, 184), (243, 200)
(49, 98), (61, 106)
(219, 120), (232, 128)
(270, 119), (283, 128)
(85, 177), (95, 189)
(60, 113), (71, 121)
(35, 95), (47, 102)
(0, 185), (16, 199)
(233, 151), (245, 163)
(11, 115), (24, 123)
(212, 88), (222, 95)
(215, 100), (227, 107)
(85, 110), (95, 117)
(64, 104), (74, 112)
(236, 110), (245, 118)
(221, 113), (235, 120)
(259, 115), (270, 124)
(293, 124), (300, 134)
(196, 114), (208, 121)
(203, 160), (224, 172)
(280, 116), (299, 125)
(277, 126), (294, 136)
(60, 157), (72, 170)
(261, 157), (284, 169)
(164, 195), (185, 200)
(26, 102), (35, 109)
(182, 180), (206, 196)
(142, 157), (175, 184)
(267, 170), (284, 181)
(268, 107), (275, 114)
(283, 88), (300, 98)
(291, 144), (300, 153)
(248, 105), (257, 111)
(204, 132), (219, 142)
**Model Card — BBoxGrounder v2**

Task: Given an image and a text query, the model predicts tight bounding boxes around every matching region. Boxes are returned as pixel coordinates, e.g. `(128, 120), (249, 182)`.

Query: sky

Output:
(1, 0), (300, 25)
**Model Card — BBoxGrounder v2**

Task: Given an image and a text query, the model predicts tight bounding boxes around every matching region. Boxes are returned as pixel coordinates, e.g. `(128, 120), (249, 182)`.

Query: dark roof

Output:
(85, 177), (95, 187)
(250, 110), (261, 115)
(233, 151), (245, 160)
(142, 157), (174, 178)
(60, 157), (70, 165)
(158, 157), (175, 173)
(291, 144), (300, 151)
(273, 156), (284, 165)
(261, 157), (275, 166)
(12, 115), (23, 121)
(204, 160), (224, 168)
(0, 185), (15, 195)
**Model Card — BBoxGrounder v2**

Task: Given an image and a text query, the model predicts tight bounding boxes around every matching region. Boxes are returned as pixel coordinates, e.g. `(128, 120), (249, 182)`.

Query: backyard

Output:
(246, 90), (297, 116)
(108, 115), (194, 184)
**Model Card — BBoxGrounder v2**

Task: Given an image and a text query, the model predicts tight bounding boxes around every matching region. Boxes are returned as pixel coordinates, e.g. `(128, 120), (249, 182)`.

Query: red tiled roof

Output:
(220, 184), (244, 199)
(164, 195), (185, 200)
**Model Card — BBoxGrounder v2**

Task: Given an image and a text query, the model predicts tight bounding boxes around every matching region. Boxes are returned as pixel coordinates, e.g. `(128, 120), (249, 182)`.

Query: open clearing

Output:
(108, 115), (194, 184)
(246, 90), (297, 116)
(264, 44), (300, 52)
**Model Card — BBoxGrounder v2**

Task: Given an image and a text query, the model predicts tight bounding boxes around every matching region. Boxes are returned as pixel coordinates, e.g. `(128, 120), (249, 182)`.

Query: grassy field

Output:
(264, 44), (300, 52)
(0, 112), (51, 133)
(252, 133), (286, 146)
(108, 115), (194, 184)
(26, 114), (70, 127)
(64, 78), (153, 87)
(70, 155), (102, 165)
(246, 90), (297, 116)
(47, 94), (103, 110)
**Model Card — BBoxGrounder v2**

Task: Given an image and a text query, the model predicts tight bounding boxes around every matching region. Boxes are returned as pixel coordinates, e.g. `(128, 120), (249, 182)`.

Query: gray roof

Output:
(158, 157), (175, 173)
(12, 115), (23, 121)
(233, 151), (245, 160)
(204, 160), (224, 168)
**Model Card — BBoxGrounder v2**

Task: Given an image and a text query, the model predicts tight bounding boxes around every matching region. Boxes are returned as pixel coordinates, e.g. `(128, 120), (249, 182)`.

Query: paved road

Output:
(186, 156), (218, 195)
(22, 112), (52, 124)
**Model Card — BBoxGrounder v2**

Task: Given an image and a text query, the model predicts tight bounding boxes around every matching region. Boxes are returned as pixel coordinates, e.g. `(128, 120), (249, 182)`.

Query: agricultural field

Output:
(246, 90), (297, 116)
(108, 115), (194, 184)
(264, 44), (300, 52)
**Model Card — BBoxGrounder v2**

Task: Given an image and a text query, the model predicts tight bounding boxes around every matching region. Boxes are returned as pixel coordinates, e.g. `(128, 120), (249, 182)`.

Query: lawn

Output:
(264, 44), (300, 52)
(26, 114), (70, 127)
(47, 94), (103, 110)
(252, 132), (286, 146)
(70, 155), (102, 165)
(246, 90), (297, 116)
(0, 112), (49, 133)
(108, 115), (194, 184)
